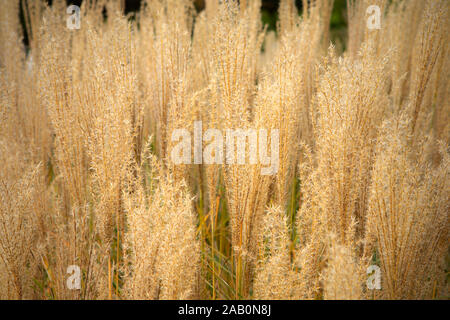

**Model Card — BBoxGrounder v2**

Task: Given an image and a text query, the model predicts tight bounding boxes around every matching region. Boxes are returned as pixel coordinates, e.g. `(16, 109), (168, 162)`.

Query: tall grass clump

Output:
(0, 0), (448, 300)
(366, 116), (449, 299)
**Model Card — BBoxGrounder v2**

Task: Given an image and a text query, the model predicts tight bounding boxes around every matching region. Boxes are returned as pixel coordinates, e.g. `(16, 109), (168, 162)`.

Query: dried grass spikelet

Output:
(0, 0), (25, 94)
(0, 0), (52, 164)
(40, 5), (141, 298)
(381, 0), (426, 110)
(296, 43), (389, 298)
(85, 14), (138, 244)
(222, 143), (272, 299)
(322, 234), (364, 300)
(85, 13), (143, 298)
(304, 42), (388, 243)
(123, 153), (200, 300)
(429, 24), (450, 146)
(346, 0), (388, 58)
(0, 142), (44, 299)
(366, 116), (449, 299)
(43, 201), (107, 300)
(208, 0), (269, 298)
(210, 0), (264, 121)
(190, 10), (214, 91)
(408, 0), (448, 136)
(256, 16), (319, 208)
(301, 0), (335, 52)
(0, 69), (15, 144)
(138, 0), (194, 162)
(253, 206), (305, 299)
(255, 48), (300, 207)
(39, 6), (90, 208)
(273, 0), (334, 193)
